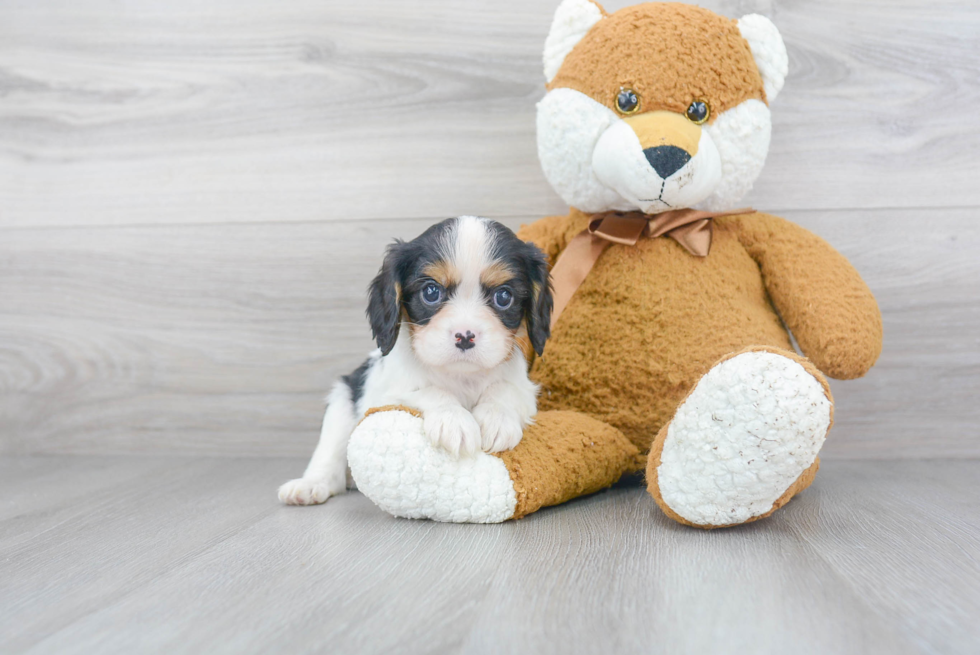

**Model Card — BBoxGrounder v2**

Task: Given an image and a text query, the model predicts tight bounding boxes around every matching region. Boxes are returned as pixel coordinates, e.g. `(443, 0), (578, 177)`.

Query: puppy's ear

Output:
(523, 242), (554, 356)
(367, 241), (405, 356)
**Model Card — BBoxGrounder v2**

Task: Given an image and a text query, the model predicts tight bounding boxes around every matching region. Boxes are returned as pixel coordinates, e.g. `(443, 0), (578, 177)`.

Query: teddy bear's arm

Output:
(516, 213), (581, 265)
(725, 212), (883, 380)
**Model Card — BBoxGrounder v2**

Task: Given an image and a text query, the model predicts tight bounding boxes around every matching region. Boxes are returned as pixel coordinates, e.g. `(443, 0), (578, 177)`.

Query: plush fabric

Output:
(736, 14), (789, 101)
(348, 405), (518, 523)
(348, 407), (639, 522)
(645, 347), (834, 528)
(515, 204), (880, 526)
(726, 213), (884, 379)
(517, 208), (876, 452)
(347, 1), (881, 528)
(496, 410), (642, 519)
(549, 2), (767, 117)
(543, 0), (605, 82)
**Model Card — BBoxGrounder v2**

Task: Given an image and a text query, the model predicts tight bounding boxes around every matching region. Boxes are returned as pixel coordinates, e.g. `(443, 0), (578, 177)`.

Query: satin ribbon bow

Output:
(548, 207), (755, 330)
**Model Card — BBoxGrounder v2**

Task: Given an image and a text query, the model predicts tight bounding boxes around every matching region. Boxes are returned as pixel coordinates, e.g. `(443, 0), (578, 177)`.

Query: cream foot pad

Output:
(648, 349), (834, 528)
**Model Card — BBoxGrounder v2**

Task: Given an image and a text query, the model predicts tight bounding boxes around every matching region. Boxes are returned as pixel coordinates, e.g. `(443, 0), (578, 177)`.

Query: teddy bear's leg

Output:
(347, 406), (639, 523)
(646, 347), (833, 529)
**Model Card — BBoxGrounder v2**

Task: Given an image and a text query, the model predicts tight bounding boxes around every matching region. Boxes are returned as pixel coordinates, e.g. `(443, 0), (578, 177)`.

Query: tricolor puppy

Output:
(279, 216), (553, 506)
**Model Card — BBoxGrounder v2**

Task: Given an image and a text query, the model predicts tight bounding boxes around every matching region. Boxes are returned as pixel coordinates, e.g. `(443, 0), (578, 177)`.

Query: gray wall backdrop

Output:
(1, 0), (978, 459)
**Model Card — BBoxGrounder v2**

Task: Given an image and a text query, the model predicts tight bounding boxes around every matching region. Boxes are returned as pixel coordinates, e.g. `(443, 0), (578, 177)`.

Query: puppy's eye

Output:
(492, 287), (514, 310)
(420, 283), (443, 305)
(615, 88), (640, 115)
(686, 99), (710, 124)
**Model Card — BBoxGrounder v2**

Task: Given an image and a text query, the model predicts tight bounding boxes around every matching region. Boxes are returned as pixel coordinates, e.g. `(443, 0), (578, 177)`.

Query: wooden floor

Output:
(2, 456), (978, 655)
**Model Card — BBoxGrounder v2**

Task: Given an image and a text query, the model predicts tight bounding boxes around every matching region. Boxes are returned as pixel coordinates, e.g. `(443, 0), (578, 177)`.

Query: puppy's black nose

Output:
(643, 145), (691, 179)
(455, 331), (476, 351)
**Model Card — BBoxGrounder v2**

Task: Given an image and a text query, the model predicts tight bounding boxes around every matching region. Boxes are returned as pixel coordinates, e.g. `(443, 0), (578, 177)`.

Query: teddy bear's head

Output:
(537, 1), (788, 214)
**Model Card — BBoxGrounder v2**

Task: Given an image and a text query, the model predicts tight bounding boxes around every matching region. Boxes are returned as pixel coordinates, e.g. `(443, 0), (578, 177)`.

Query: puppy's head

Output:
(367, 216), (553, 372)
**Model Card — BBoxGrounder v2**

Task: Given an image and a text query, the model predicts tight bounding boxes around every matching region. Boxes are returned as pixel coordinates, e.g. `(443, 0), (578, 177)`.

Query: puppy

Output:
(279, 216), (553, 506)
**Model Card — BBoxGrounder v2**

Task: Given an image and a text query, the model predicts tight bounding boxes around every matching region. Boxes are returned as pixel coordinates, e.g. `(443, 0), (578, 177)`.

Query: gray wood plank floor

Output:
(1, 456), (978, 655)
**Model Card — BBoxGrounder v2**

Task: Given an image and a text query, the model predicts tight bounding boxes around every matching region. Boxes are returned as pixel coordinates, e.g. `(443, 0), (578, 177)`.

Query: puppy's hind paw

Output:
(473, 403), (525, 453)
(278, 477), (344, 506)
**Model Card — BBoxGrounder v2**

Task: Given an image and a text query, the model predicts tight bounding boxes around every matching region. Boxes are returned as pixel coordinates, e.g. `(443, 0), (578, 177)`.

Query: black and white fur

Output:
(279, 216), (553, 506)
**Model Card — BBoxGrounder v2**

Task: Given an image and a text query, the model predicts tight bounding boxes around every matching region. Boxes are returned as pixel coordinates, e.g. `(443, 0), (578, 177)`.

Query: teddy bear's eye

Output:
(615, 88), (640, 115)
(686, 99), (710, 124)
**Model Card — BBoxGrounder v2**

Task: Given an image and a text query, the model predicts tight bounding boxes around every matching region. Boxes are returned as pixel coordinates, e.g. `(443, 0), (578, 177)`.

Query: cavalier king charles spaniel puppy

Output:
(279, 216), (553, 505)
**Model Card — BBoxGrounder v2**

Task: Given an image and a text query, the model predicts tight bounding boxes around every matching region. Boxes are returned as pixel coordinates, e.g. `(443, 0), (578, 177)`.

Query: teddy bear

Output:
(346, 0), (882, 528)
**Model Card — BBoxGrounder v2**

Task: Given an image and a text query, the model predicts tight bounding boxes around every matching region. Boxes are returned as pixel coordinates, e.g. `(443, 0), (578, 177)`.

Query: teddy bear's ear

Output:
(543, 0), (605, 83)
(737, 14), (789, 103)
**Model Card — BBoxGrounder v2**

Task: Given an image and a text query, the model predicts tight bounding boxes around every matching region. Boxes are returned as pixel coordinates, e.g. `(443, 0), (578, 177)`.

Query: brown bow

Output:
(548, 207), (755, 330)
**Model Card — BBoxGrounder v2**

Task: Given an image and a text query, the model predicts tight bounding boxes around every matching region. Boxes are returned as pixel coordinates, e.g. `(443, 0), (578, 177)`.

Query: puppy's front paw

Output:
(278, 477), (344, 506)
(473, 403), (525, 453)
(424, 405), (482, 457)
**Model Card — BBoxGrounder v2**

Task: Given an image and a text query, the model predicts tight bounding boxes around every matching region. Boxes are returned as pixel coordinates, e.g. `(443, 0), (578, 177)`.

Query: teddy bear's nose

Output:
(643, 145), (691, 179)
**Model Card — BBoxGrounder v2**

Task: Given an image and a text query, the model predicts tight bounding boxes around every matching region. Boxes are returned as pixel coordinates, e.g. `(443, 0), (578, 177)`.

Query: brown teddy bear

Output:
(346, 0), (882, 528)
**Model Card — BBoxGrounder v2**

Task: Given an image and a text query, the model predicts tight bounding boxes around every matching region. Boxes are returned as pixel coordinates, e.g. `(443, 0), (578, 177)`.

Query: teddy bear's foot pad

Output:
(650, 350), (832, 527)
(347, 406), (518, 523)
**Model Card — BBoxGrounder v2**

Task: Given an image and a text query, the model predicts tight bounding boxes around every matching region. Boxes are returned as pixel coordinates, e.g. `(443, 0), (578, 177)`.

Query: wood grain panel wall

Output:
(1, 0), (978, 457)
(2, 209), (977, 458)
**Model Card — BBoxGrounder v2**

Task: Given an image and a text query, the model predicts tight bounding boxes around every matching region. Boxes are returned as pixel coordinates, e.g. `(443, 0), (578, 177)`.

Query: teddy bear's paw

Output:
(347, 407), (518, 523)
(653, 350), (832, 527)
